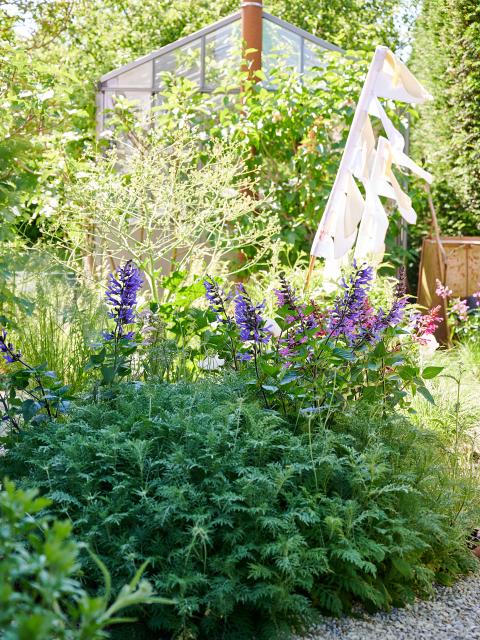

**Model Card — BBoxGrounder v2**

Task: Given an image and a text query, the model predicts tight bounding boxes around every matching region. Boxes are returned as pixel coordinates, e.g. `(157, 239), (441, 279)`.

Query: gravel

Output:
(298, 572), (480, 640)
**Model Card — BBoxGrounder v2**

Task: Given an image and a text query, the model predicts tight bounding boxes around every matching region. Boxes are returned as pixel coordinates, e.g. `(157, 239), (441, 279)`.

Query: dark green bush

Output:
(1, 380), (477, 639)
(411, 0), (480, 239)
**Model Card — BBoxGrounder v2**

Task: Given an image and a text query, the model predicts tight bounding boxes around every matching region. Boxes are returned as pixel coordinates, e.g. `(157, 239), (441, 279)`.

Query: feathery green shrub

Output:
(1, 379), (477, 639)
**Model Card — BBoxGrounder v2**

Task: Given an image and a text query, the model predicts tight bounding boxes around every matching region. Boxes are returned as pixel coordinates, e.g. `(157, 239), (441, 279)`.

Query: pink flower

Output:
(451, 298), (468, 321)
(410, 306), (443, 343)
(435, 279), (452, 299)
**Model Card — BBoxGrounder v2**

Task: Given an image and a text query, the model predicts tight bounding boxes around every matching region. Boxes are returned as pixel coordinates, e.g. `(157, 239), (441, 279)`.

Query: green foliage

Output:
(0, 253), (33, 328)
(0, 317), (75, 430)
(265, 0), (409, 52)
(0, 478), (168, 640)
(200, 271), (441, 419)
(0, 2), (93, 236)
(410, 0), (480, 239)
(446, 295), (480, 343)
(1, 380), (477, 639)
(86, 341), (137, 387)
(9, 269), (104, 393)
(50, 135), (278, 292)
(411, 342), (480, 458)
(135, 275), (215, 383)
(103, 55), (415, 268)
(0, 23), (48, 230)
(114, 56), (363, 258)
(0, 359), (72, 430)
(1, 0), (411, 255)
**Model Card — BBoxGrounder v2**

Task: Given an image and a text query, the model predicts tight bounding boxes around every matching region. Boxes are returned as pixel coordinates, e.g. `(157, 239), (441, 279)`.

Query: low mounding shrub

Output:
(0, 479), (165, 640)
(1, 380), (477, 639)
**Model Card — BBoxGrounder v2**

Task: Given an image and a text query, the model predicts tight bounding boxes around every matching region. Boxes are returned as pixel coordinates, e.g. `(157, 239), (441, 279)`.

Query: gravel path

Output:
(298, 572), (480, 640)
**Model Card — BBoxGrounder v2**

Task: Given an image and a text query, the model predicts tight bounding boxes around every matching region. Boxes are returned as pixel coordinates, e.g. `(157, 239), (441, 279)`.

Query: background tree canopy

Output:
(0, 0), (408, 232)
(1, 0), (478, 256)
(410, 0), (480, 237)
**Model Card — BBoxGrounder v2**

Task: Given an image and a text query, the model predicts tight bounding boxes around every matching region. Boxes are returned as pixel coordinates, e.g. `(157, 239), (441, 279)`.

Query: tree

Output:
(0, 0), (409, 237)
(0, 1), (93, 237)
(410, 0), (480, 236)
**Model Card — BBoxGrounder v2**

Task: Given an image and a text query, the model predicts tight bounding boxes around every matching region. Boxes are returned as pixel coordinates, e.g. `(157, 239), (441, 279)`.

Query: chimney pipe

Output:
(241, 0), (263, 79)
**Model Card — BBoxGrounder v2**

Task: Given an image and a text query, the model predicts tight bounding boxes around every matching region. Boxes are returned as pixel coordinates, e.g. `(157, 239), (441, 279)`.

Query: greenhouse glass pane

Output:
(263, 19), (301, 78)
(204, 20), (241, 89)
(303, 40), (325, 78)
(104, 76), (119, 88)
(103, 90), (152, 125)
(116, 61), (152, 88)
(154, 38), (201, 90)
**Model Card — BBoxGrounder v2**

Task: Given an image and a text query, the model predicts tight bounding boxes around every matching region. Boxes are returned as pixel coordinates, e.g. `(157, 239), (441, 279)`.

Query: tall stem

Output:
(5, 348), (54, 420)
(0, 393), (19, 431)
(253, 344), (268, 408)
(307, 416), (318, 491)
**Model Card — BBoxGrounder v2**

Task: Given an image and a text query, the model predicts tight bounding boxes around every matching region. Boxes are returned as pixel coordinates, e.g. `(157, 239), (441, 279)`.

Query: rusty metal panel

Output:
(417, 237), (480, 342)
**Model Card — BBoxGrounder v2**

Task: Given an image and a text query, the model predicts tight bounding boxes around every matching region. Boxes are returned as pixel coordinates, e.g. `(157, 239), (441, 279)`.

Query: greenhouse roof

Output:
(96, 11), (342, 132)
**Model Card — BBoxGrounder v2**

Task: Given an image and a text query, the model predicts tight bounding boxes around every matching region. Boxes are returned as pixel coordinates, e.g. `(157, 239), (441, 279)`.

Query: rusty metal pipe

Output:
(241, 0), (263, 79)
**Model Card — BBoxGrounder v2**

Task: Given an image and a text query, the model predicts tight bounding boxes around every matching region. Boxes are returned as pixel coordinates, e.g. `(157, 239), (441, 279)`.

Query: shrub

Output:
(0, 478), (166, 640)
(199, 268), (441, 417)
(49, 135), (279, 300)
(410, 0), (480, 240)
(1, 380), (477, 639)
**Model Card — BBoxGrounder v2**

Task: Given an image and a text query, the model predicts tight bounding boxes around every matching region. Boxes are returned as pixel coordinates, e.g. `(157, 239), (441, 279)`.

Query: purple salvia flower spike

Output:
(274, 274), (298, 310)
(105, 260), (143, 340)
(234, 285), (270, 346)
(327, 263), (374, 344)
(0, 329), (22, 364)
(203, 276), (232, 324)
(355, 268), (408, 345)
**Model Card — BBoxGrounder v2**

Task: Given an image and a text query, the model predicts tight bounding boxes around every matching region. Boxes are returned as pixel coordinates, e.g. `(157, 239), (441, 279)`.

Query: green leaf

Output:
(261, 385), (278, 393)
(10, 370), (31, 389)
(161, 270), (187, 292)
(385, 354), (405, 366)
(332, 347), (355, 361)
(119, 343), (137, 356)
(392, 556), (413, 578)
(89, 349), (106, 366)
(279, 371), (299, 385)
(372, 341), (387, 357)
(100, 365), (116, 385)
(422, 366), (443, 380)
(21, 399), (40, 422)
(398, 365), (418, 381)
(417, 385), (435, 404)
(174, 283), (205, 307)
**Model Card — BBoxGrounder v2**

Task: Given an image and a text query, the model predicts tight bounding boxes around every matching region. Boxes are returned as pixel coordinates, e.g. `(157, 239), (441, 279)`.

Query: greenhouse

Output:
(96, 9), (342, 133)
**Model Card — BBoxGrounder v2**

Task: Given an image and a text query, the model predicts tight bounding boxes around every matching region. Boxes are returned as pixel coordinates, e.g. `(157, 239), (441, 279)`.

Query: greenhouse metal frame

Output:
(96, 10), (342, 133)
